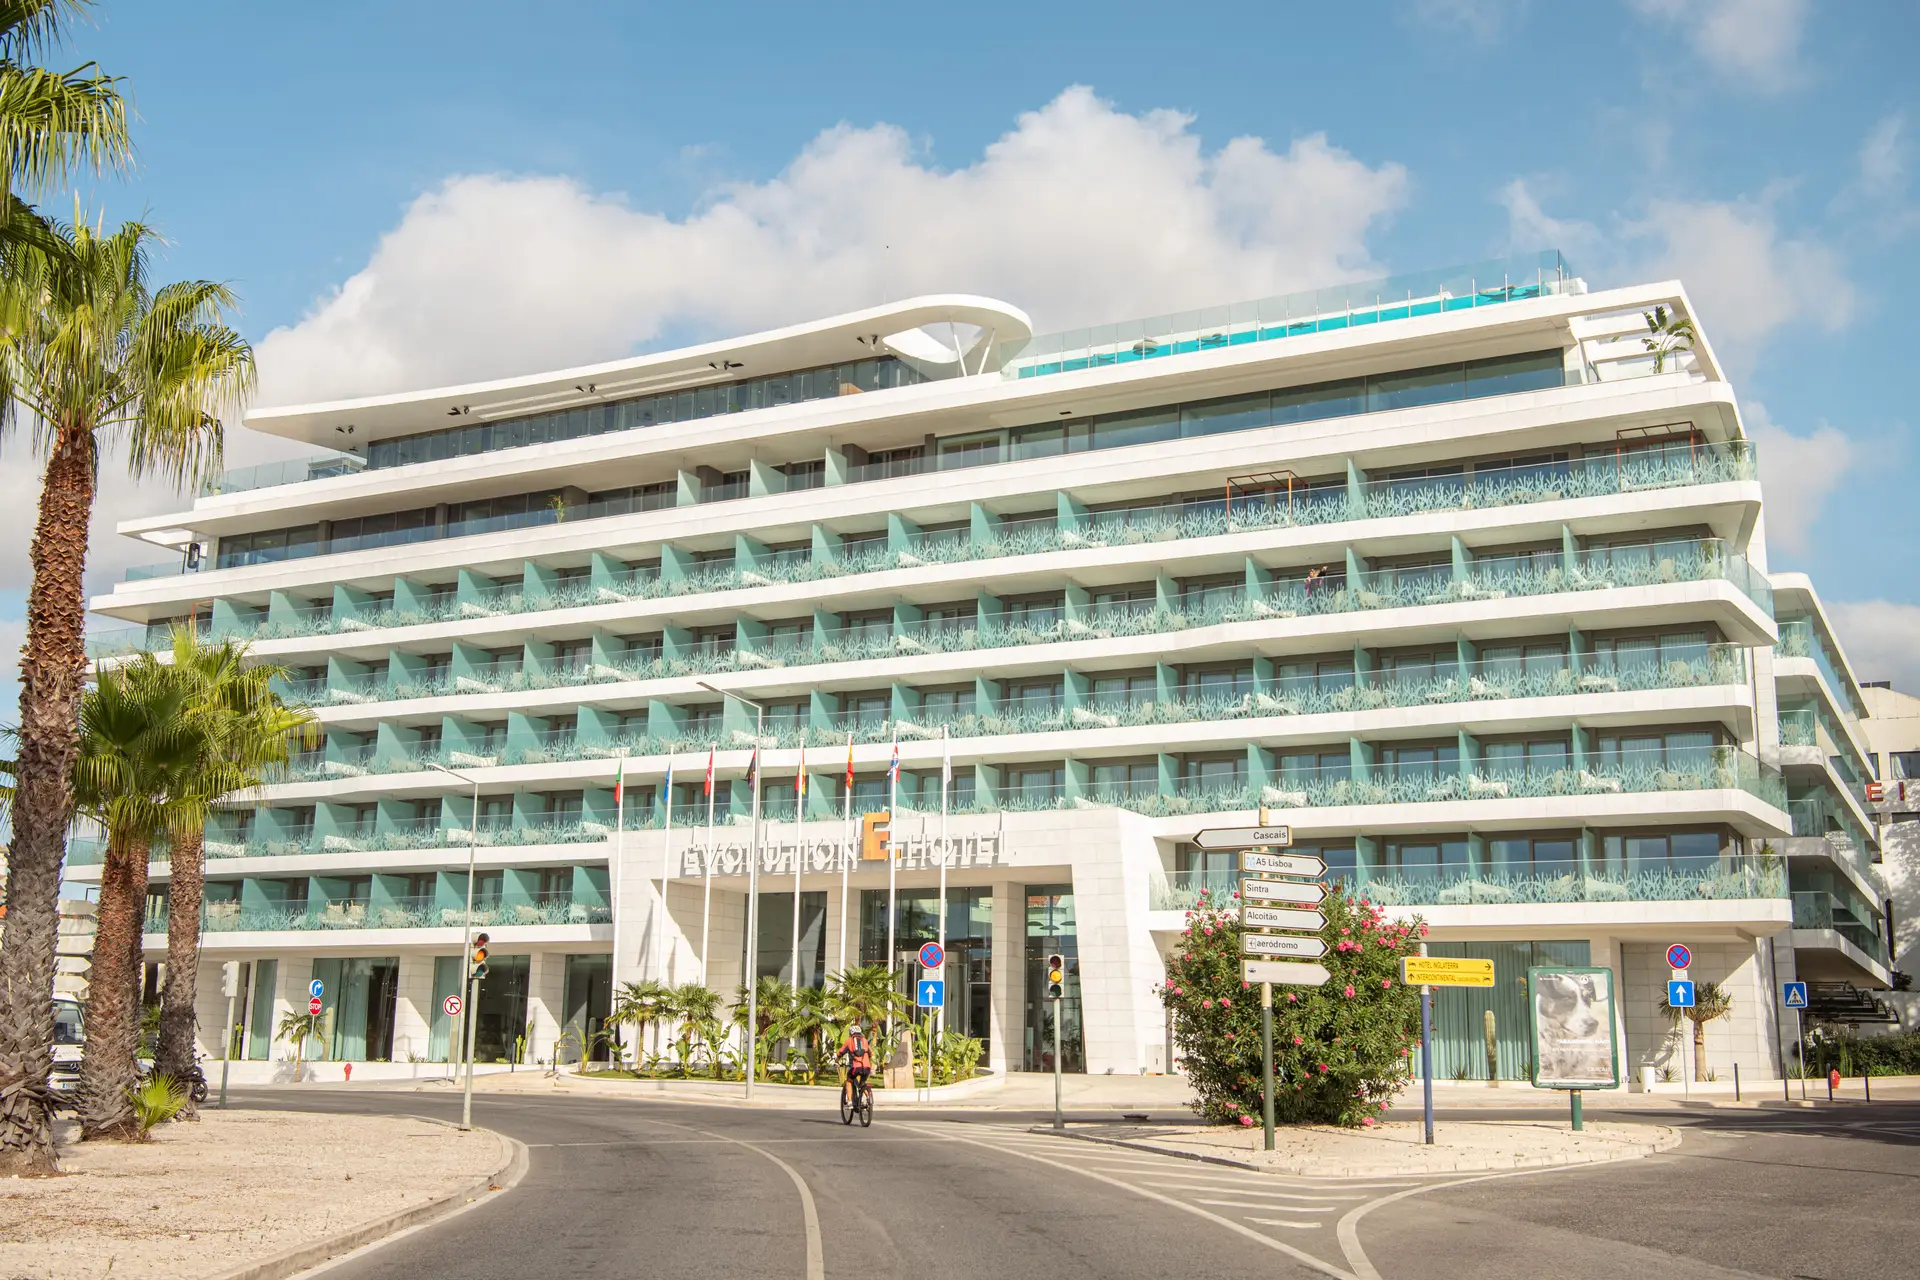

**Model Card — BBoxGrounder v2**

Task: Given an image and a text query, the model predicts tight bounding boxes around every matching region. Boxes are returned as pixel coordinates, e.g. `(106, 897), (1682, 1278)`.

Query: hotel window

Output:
(920, 601), (977, 633)
(1176, 574), (1241, 614)
(1590, 628), (1712, 674)
(841, 690), (891, 728)
(691, 625), (735, 656)
(1179, 753), (1246, 791)
(551, 639), (591, 674)
(1596, 828), (1725, 877)
(1477, 638), (1569, 679)
(1379, 838), (1471, 878)
(1592, 728), (1717, 771)
(1273, 656), (1354, 695)
(1376, 648), (1457, 691)
(1004, 763), (1063, 800)
(682, 703), (723, 740)
(918, 686), (976, 721)
(1181, 662), (1256, 703)
(1377, 741), (1459, 782)
(1275, 749), (1350, 788)
(1089, 670), (1155, 709)
(1006, 677), (1064, 712)
(1487, 833), (1579, 875)
(1003, 592), (1065, 630)
(765, 698), (808, 734)
(1478, 736), (1571, 782)
(1091, 583), (1156, 619)
(1090, 759), (1157, 796)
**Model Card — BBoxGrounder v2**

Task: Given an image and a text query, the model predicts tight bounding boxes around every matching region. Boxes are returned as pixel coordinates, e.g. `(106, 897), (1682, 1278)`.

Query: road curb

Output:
(1040, 1122), (1682, 1178)
(205, 1127), (527, 1280)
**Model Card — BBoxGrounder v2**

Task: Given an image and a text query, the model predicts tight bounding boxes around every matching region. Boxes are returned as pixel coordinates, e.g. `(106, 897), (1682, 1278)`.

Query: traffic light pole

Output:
(463, 967), (480, 1131)
(1051, 995), (1063, 1132)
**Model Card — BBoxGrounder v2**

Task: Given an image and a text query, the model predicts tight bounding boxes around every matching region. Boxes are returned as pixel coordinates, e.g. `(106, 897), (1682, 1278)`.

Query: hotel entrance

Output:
(860, 887), (993, 1059)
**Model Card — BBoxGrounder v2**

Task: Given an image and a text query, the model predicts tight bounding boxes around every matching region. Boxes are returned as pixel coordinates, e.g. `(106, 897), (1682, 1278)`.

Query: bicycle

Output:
(838, 1067), (873, 1128)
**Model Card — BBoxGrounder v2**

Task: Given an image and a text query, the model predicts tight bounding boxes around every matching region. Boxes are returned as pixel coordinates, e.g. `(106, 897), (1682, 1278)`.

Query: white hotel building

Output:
(75, 253), (1892, 1082)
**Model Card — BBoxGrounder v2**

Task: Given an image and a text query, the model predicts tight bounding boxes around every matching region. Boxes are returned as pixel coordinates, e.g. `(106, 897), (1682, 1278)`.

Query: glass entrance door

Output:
(1023, 884), (1083, 1073)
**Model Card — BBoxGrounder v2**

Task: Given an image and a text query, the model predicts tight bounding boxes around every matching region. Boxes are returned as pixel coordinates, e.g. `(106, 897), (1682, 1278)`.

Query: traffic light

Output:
(1045, 953), (1066, 1000)
(471, 933), (490, 980)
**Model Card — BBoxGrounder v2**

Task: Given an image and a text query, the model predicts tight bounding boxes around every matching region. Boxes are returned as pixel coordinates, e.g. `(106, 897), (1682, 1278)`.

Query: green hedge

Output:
(1807, 1030), (1920, 1077)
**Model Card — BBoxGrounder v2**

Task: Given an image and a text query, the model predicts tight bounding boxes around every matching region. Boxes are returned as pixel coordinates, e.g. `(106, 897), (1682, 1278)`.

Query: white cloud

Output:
(1858, 114), (1906, 196)
(1743, 400), (1855, 557)
(1626, 196), (1853, 373)
(1827, 600), (1920, 695)
(253, 86), (1410, 407)
(1406, 0), (1532, 42)
(1629, 0), (1810, 87)
(1499, 179), (1603, 261)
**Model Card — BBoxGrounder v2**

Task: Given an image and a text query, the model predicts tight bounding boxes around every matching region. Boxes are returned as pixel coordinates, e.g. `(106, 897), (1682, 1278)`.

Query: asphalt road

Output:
(233, 1089), (1920, 1280)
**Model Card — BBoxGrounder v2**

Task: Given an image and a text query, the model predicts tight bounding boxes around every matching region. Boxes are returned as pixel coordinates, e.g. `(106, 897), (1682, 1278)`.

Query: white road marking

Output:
(1249, 1217), (1326, 1230)
(902, 1123), (1359, 1280)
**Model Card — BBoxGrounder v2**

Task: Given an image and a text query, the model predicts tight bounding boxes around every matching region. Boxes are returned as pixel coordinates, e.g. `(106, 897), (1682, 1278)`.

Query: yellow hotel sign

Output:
(1401, 957), (1496, 987)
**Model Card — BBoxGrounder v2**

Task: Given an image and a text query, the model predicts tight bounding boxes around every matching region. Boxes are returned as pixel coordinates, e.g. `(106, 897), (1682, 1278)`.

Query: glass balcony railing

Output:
(1149, 855), (1782, 912)
(1791, 891), (1884, 956)
(201, 454), (366, 496)
(153, 893), (611, 934)
(1001, 251), (1580, 379)
(1776, 618), (1868, 719)
(1779, 707), (1818, 748)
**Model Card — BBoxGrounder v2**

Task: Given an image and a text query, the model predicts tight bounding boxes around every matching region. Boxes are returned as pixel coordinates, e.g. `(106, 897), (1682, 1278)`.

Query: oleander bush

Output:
(1160, 886), (1424, 1127)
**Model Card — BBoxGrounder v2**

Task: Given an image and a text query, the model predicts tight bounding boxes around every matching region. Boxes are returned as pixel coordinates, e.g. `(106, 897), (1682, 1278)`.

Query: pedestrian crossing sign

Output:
(1783, 981), (1808, 1008)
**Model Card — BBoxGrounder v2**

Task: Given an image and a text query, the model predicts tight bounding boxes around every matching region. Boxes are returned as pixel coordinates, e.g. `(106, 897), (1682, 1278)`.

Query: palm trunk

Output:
(0, 428), (97, 1175)
(157, 827), (207, 1113)
(79, 828), (150, 1140)
(1692, 1017), (1707, 1083)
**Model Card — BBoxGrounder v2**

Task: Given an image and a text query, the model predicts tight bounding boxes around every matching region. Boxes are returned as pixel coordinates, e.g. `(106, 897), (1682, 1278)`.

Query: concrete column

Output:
(989, 880), (1021, 1075)
(392, 953), (437, 1066)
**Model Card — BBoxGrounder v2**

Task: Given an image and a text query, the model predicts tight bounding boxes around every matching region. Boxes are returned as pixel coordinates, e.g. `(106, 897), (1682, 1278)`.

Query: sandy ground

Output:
(0, 1110), (509, 1280)
(1075, 1117), (1679, 1175)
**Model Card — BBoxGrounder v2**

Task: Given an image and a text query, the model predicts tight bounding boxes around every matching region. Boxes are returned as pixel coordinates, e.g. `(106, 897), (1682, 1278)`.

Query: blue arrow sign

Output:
(1782, 981), (1808, 1008)
(1667, 979), (1696, 1009)
(309, 979), (324, 999)
(917, 979), (945, 1008)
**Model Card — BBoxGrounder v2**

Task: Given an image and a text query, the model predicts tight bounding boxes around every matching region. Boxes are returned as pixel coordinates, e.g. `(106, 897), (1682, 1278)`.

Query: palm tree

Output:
(275, 1009), (321, 1079)
(0, 0), (136, 1177)
(667, 983), (723, 1077)
(69, 656), (217, 1139)
(773, 986), (837, 1083)
(610, 979), (671, 1068)
(153, 632), (313, 1101)
(830, 964), (908, 1030)
(1659, 980), (1735, 1083)
(1641, 304), (1697, 374)
(733, 976), (794, 1081)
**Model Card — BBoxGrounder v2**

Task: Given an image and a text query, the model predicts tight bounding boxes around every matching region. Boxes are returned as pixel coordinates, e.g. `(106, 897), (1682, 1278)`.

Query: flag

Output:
(941, 728), (952, 787)
(844, 733), (855, 788)
(887, 738), (900, 783)
(704, 746), (716, 796)
(615, 757), (627, 807)
(795, 743), (807, 801)
(746, 744), (759, 787)
(663, 758), (673, 808)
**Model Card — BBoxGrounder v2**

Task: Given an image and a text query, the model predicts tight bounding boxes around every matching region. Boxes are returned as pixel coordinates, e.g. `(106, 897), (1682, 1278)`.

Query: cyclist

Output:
(837, 1019), (874, 1108)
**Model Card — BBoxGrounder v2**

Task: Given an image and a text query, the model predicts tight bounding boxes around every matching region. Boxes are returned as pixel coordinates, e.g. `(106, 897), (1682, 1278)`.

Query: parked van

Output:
(51, 997), (84, 1101)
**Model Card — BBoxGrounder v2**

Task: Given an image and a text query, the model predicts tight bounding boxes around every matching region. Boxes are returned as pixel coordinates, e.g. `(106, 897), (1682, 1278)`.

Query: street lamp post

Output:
(699, 681), (766, 1101)
(428, 762), (481, 1131)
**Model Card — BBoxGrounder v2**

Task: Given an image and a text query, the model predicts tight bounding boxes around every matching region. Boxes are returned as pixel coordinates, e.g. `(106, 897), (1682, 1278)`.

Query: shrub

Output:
(1160, 884), (1424, 1127)
(1809, 1029), (1920, 1077)
(128, 1075), (189, 1139)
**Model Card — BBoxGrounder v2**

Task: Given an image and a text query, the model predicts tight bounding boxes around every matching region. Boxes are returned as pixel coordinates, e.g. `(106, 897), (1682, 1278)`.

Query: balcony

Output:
(151, 893), (611, 935)
(200, 453), (365, 496)
(1791, 891), (1885, 959)
(1001, 251), (1581, 379)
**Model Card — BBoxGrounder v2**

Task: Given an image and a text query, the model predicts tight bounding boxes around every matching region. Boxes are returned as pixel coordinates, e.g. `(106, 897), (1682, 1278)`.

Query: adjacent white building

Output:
(75, 253), (1887, 1082)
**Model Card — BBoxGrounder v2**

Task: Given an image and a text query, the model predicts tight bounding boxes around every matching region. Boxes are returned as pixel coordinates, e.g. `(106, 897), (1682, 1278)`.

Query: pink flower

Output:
(1239, 1114), (1255, 1126)
(1292, 1036), (1304, 1045)
(1202, 998), (1214, 1009)
(1226, 1031), (1236, 1040)
(1340, 927), (1350, 935)
(1361, 1117), (1376, 1127)
(1286, 993), (1297, 1003)
(1203, 926), (1214, 936)
(1381, 979), (1392, 989)
(1318, 1063), (1329, 1073)
(1343, 985), (1356, 998)
(1420, 924), (1430, 936)
(1219, 998), (1231, 1009)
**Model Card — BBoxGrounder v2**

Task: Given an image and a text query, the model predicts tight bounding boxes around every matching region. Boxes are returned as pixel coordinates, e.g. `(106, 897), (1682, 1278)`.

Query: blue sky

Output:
(3, 0), (1918, 714)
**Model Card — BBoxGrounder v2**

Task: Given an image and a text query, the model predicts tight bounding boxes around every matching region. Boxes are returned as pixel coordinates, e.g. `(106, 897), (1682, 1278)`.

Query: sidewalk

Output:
(1056, 1117), (1681, 1177)
(0, 1111), (516, 1280)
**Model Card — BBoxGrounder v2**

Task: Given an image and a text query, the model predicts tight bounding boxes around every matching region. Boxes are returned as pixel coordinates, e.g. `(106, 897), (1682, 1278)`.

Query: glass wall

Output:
(1023, 883), (1084, 1073)
(858, 887), (993, 1055)
(429, 954), (461, 1062)
(246, 958), (277, 1060)
(311, 957), (399, 1061)
(562, 954), (613, 1062)
(1424, 941), (1592, 1080)
(470, 954), (530, 1064)
(745, 891), (828, 988)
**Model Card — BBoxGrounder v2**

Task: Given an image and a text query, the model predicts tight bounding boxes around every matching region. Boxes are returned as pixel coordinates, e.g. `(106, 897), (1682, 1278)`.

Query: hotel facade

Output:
(75, 253), (1892, 1083)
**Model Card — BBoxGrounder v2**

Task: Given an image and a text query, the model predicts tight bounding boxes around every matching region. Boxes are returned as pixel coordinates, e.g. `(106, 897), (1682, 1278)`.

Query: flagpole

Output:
(656, 761), (673, 986)
(938, 726), (949, 1041)
(610, 755), (626, 1066)
(700, 745), (715, 985)
(839, 733), (853, 976)
(790, 745), (803, 994)
(886, 738), (898, 988)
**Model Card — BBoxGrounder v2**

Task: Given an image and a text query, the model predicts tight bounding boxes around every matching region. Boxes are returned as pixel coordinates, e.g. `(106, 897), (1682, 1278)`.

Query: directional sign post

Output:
(1242, 960), (1333, 986)
(916, 979), (944, 1008)
(1240, 851), (1325, 878)
(1193, 825), (1293, 850)
(1240, 879), (1327, 906)
(1242, 934), (1330, 959)
(1401, 957), (1496, 987)
(1240, 905), (1326, 931)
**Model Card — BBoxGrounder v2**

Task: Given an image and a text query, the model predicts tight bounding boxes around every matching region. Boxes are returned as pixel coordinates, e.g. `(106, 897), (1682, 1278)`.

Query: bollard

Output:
(1783, 1072), (1790, 1102)
(1828, 1067), (1838, 1102)
(1733, 1062), (1740, 1102)
(1865, 1072), (1872, 1103)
